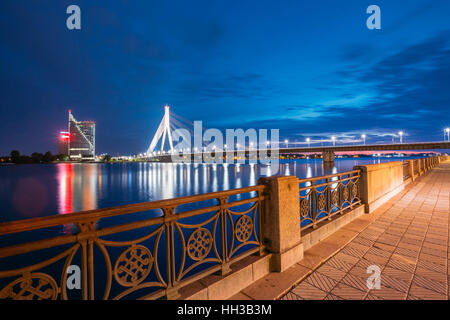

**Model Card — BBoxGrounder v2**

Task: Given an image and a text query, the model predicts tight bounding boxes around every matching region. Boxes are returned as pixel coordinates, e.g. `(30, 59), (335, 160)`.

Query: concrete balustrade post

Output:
(354, 162), (405, 214)
(407, 160), (415, 181)
(258, 176), (303, 272)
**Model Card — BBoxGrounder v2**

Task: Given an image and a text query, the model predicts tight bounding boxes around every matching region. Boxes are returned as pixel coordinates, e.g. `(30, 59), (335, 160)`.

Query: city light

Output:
(398, 131), (404, 144)
(60, 132), (71, 140)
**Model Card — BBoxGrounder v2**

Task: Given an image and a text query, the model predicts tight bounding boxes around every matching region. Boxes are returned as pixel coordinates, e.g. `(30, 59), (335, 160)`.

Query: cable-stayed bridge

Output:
(144, 106), (450, 163)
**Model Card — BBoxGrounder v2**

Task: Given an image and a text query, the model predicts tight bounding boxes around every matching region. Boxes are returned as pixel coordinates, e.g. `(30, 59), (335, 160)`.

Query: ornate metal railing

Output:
(298, 170), (361, 230)
(0, 185), (265, 300)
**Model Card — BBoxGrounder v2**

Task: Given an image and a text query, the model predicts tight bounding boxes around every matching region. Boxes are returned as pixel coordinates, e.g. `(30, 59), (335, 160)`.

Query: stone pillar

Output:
(407, 160), (415, 181)
(354, 162), (405, 214)
(322, 150), (335, 164)
(258, 176), (303, 272)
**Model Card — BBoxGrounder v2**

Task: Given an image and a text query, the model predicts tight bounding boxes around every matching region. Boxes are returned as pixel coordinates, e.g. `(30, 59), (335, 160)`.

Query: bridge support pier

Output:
(322, 150), (335, 164)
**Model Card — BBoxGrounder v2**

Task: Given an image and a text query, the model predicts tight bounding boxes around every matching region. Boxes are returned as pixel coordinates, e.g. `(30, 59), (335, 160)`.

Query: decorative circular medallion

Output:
(114, 245), (153, 287)
(331, 190), (339, 205)
(352, 184), (358, 198)
(300, 198), (310, 217)
(0, 273), (58, 300)
(187, 228), (213, 261)
(235, 215), (253, 242)
(317, 193), (326, 211)
(343, 186), (350, 200)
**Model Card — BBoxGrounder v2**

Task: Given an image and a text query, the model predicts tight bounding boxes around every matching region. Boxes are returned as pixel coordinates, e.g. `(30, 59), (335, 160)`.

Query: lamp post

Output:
(361, 134), (366, 145)
(398, 131), (404, 144)
(284, 139), (288, 148)
(445, 128), (450, 142)
(306, 137), (310, 148)
(331, 136), (336, 146)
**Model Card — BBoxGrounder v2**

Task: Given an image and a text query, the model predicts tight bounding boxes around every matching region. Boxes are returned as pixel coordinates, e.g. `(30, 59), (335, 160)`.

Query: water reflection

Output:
(0, 156), (425, 222)
(57, 163), (98, 214)
(55, 160), (350, 215)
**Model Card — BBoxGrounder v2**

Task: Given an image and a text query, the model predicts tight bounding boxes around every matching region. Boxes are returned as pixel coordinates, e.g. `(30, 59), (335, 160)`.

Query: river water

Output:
(0, 157), (421, 223)
(0, 156), (425, 299)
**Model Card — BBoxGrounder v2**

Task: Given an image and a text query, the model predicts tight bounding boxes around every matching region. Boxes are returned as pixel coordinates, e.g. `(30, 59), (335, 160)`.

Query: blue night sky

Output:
(1, 0), (449, 155)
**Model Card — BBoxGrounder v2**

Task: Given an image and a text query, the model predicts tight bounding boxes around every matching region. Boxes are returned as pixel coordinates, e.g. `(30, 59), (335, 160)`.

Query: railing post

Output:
(219, 196), (231, 275)
(163, 207), (180, 300)
(258, 176), (303, 272)
(311, 180), (318, 229)
(326, 178), (332, 221)
(76, 220), (97, 300)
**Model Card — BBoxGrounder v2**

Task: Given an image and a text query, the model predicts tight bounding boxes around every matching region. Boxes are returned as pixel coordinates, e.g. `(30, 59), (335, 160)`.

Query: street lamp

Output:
(331, 136), (336, 146)
(306, 138), (310, 148)
(284, 139), (288, 148)
(445, 128), (450, 142)
(361, 134), (366, 145)
(398, 131), (404, 144)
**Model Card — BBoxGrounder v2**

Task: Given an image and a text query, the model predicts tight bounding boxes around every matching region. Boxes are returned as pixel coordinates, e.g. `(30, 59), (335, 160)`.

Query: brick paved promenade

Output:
(233, 161), (450, 300)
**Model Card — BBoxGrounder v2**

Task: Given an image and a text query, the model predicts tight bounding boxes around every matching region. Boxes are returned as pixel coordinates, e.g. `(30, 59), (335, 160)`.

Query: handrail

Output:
(297, 169), (360, 185)
(0, 185), (266, 300)
(0, 185), (265, 236)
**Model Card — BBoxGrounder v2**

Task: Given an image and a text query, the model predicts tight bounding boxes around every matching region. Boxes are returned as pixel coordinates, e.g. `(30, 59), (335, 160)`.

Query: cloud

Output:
(245, 32), (450, 142)
(174, 73), (271, 100)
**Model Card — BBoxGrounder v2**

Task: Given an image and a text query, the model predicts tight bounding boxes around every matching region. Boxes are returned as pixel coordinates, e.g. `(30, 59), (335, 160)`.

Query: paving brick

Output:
(331, 283), (366, 300)
(305, 271), (338, 292)
(236, 162), (450, 301)
(291, 281), (327, 300)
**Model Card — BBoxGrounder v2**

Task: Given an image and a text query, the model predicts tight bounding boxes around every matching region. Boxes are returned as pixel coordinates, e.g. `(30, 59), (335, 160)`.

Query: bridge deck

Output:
(233, 161), (450, 300)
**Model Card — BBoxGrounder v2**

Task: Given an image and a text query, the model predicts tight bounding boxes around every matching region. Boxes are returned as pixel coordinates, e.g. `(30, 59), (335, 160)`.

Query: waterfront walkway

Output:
(233, 161), (450, 300)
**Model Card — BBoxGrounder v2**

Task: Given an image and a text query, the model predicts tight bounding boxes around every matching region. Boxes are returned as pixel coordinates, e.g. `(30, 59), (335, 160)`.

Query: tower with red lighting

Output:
(58, 131), (70, 155)
(66, 110), (96, 160)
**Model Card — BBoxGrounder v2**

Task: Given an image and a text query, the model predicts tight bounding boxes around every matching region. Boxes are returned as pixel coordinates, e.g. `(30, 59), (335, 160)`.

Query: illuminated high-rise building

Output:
(68, 110), (95, 160)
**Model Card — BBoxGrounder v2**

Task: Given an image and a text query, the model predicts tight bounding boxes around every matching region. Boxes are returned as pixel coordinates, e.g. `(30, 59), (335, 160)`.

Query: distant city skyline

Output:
(1, 0), (450, 155)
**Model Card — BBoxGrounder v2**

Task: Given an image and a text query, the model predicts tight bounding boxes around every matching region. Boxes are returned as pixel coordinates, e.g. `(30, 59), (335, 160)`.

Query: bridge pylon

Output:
(146, 105), (174, 156)
(323, 150), (335, 164)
